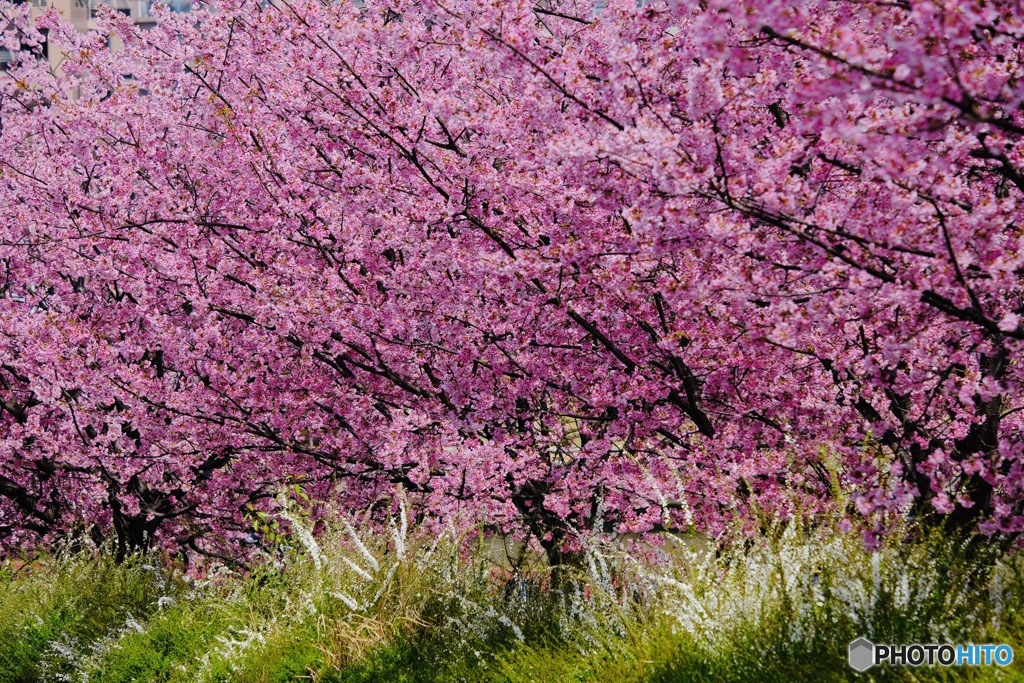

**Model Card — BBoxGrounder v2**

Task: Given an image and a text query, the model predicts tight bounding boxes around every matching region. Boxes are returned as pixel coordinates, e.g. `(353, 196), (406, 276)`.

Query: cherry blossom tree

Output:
(0, 0), (1021, 561)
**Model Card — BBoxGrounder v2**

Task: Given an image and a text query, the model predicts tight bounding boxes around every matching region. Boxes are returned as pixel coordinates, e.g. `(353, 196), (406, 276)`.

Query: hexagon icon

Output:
(849, 637), (875, 672)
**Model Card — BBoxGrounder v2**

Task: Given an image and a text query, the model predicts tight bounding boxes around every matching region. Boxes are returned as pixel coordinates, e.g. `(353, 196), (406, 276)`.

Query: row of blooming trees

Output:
(0, 0), (1021, 561)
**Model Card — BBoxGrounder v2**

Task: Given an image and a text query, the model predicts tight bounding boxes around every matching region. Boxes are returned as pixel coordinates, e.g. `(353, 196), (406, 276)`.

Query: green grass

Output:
(2, 518), (1023, 683)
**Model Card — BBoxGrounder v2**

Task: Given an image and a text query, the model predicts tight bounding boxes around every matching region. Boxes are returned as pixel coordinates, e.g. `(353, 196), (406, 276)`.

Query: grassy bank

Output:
(2, 517), (1022, 682)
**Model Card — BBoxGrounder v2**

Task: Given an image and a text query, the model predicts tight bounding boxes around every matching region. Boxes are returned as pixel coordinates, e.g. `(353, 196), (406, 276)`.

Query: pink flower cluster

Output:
(0, 0), (1021, 560)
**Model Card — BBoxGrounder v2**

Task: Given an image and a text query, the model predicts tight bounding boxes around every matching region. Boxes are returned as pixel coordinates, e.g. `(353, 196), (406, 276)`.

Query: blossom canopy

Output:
(0, 0), (1022, 558)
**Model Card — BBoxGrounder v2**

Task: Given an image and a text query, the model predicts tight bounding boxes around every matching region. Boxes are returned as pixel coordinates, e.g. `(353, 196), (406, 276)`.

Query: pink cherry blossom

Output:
(0, 0), (1020, 561)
